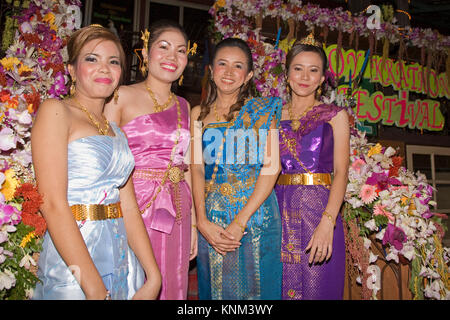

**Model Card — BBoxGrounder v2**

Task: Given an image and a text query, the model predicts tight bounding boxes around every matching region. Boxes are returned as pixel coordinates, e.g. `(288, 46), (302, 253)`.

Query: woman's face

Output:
(69, 39), (122, 99)
(146, 29), (188, 83)
(287, 51), (325, 98)
(210, 46), (253, 96)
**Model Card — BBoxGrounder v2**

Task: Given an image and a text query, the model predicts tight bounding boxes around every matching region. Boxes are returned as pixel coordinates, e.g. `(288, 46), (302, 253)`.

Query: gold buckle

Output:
(167, 166), (184, 184)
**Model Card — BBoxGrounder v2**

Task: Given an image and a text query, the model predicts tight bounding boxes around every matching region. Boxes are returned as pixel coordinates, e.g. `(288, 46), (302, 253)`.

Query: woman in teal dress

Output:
(31, 25), (161, 299)
(190, 38), (282, 299)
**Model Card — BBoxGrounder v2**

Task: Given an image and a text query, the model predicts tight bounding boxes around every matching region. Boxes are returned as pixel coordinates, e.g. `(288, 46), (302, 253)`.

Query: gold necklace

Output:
(204, 121), (232, 195)
(72, 98), (110, 135)
(213, 102), (224, 122)
(145, 85), (174, 113)
(288, 102), (316, 131)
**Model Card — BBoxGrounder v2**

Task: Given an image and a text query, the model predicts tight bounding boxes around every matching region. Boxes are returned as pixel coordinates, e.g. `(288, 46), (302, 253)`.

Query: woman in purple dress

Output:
(274, 34), (350, 300)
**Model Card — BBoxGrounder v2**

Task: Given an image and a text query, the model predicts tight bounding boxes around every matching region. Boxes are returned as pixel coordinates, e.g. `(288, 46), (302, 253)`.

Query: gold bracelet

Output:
(322, 210), (335, 227)
(233, 218), (246, 233)
(191, 223), (197, 229)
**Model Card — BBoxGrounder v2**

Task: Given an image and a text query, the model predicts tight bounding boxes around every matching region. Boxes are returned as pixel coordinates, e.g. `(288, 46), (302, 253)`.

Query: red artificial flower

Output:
(24, 87), (41, 113)
(21, 33), (42, 47)
(14, 183), (47, 236)
(0, 72), (6, 87)
(389, 156), (403, 177)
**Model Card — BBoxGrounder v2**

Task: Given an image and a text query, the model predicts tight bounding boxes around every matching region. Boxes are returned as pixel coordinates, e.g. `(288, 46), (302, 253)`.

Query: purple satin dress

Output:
(121, 96), (192, 299)
(274, 103), (345, 300)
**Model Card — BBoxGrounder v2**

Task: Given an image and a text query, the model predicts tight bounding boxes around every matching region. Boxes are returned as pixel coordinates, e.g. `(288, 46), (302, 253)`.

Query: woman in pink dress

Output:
(105, 19), (196, 300)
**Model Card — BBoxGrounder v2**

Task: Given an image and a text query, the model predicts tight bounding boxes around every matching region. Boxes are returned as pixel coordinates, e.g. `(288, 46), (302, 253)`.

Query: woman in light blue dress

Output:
(31, 25), (161, 300)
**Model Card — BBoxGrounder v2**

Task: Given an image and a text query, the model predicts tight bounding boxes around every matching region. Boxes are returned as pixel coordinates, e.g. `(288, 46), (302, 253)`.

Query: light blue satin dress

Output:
(33, 123), (145, 300)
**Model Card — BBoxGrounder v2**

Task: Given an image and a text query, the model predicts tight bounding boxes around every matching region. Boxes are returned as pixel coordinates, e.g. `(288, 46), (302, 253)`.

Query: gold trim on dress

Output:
(276, 172), (331, 185)
(71, 202), (123, 221)
(133, 167), (185, 222)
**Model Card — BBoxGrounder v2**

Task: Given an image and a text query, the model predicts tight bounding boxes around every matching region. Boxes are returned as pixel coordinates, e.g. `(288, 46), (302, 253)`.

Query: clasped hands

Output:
(198, 218), (245, 256)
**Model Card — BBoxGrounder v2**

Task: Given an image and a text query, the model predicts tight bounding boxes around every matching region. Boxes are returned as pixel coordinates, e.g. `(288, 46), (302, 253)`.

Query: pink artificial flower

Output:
(373, 204), (394, 222)
(359, 184), (377, 204)
(351, 158), (366, 173)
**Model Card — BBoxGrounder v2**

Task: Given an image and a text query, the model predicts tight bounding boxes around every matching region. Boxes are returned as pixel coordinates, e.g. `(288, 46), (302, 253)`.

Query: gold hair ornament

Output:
(187, 40), (198, 56)
(135, 29), (150, 76)
(299, 32), (321, 47)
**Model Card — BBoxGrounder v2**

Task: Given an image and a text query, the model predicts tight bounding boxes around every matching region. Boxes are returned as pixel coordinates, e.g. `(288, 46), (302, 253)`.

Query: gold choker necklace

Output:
(288, 102), (316, 131)
(145, 85), (174, 113)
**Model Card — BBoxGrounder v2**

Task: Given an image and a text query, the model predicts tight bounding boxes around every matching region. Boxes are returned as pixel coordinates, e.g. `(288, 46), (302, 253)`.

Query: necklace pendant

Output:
(291, 119), (301, 131)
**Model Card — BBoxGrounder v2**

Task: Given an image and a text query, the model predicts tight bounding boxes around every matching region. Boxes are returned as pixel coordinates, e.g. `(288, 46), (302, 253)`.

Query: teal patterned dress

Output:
(197, 97), (282, 300)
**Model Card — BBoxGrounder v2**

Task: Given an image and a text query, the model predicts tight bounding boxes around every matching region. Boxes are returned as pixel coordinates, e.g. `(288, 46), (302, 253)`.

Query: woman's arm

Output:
(119, 177), (162, 299)
(226, 118), (281, 240)
(31, 99), (108, 299)
(305, 108), (350, 264)
(183, 102), (198, 260)
(190, 106), (240, 255)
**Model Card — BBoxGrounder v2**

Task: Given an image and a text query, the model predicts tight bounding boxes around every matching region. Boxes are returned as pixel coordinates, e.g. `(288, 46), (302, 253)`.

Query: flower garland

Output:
(0, 0), (81, 299)
(210, 0), (450, 300)
(211, 0), (450, 51)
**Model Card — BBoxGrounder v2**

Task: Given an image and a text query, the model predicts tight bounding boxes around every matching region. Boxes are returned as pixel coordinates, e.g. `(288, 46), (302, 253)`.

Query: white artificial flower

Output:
(0, 269), (16, 291)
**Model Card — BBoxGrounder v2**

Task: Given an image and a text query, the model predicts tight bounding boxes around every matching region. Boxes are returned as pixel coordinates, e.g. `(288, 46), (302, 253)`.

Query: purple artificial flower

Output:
(366, 172), (402, 191)
(48, 71), (68, 98)
(0, 203), (20, 226)
(382, 223), (407, 251)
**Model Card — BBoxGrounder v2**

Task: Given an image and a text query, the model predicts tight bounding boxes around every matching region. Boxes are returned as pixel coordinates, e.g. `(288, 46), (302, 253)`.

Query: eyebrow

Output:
(292, 63), (321, 68)
(216, 58), (244, 64)
(156, 40), (187, 48)
(84, 52), (120, 59)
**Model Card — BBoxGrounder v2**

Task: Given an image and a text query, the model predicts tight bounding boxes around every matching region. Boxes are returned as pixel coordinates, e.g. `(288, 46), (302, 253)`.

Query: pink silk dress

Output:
(121, 96), (192, 300)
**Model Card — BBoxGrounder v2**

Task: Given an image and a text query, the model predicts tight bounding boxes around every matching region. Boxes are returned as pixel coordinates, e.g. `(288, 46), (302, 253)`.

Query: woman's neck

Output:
(144, 76), (173, 101)
(215, 91), (239, 112)
(290, 94), (317, 113)
(71, 93), (105, 115)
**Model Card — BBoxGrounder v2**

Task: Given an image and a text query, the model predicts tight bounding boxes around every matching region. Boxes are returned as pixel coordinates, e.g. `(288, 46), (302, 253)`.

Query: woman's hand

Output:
(132, 279), (161, 300)
(190, 225), (198, 260)
(198, 219), (241, 256)
(224, 219), (246, 243)
(305, 216), (334, 264)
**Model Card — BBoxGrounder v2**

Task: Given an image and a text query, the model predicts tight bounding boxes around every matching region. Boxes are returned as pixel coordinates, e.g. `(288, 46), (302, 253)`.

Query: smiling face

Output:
(210, 46), (253, 96)
(146, 29), (188, 84)
(68, 39), (122, 99)
(287, 51), (325, 98)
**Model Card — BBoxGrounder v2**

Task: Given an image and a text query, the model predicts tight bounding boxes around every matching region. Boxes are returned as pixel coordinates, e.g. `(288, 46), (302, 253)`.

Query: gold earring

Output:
(70, 80), (76, 96)
(140, 60), (148, 76)
(113, 88), (119, 104)
(317, 87), (322, 96)
(178, 75), (184, 86)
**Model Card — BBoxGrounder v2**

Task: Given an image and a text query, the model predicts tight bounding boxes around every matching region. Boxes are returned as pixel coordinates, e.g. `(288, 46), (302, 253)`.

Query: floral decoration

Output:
(0, 0), (81, 299)
(344, 117), (449, 300)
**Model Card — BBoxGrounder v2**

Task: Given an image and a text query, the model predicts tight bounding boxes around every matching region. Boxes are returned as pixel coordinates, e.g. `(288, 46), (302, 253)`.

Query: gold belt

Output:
(133, 167), (185, 184)
(71, 202), (123, 221)
(277, 173), (332, 185)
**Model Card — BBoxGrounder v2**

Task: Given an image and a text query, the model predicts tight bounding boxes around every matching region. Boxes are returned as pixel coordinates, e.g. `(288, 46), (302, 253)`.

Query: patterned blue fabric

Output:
(197, 97), (283, 300)
(33, 123), (145, 300)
